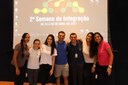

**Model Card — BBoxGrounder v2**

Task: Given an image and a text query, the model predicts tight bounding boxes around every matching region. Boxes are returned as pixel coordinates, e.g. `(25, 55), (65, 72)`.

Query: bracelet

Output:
(108, 65), (112, 68)
(93, 64), (96, 67)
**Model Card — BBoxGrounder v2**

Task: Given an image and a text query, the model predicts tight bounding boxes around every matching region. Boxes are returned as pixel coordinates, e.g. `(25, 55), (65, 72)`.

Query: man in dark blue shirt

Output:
(67, 33), (84, 85)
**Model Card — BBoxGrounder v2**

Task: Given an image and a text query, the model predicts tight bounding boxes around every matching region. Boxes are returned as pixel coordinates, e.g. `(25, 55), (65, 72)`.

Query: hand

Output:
(16, 68), (20, 76)
(107, 67), (112, 76)
(49, 69), (53, 76)
(91, 66), (95, 73)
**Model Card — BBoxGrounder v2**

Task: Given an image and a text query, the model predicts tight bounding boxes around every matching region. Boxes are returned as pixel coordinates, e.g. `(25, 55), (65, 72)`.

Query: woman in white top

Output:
(83, 32), (96, 85)
(27, 39), (41, 85)
(39, 34), (57, 85)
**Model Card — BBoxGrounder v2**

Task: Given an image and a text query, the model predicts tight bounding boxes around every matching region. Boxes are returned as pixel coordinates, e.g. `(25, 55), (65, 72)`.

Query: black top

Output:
(67, 40), (84, 65)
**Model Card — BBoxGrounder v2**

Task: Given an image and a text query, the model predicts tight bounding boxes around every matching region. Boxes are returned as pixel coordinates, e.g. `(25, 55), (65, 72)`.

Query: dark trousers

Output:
(27, 69), (39, 85)
(39, 64), (52, 85)
(96, 65), (111, 85)
(69, 63), (84, 85)
(14, 65), (27, 85)
(84, 63), (96, 85)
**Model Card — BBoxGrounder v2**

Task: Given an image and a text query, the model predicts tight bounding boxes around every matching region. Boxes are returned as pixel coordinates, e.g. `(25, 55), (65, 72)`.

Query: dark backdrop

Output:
(0, 0), (128, 85)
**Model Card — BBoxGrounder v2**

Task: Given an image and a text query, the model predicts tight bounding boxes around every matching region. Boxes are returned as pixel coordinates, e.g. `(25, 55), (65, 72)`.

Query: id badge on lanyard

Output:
(75, 53), (78, 58)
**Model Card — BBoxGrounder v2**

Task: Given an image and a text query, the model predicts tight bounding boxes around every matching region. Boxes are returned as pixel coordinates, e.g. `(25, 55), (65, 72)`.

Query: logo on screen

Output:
(34, 0), (85, 14)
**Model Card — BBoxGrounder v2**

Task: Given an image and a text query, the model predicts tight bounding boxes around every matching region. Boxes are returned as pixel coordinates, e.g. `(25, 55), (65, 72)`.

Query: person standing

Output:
(67, 33), (84, 85)
(39, 34), (57, 85)
(12, 33), (30, 85)
(83, 32), (96, 85)
(27, 39), (41, 85)
(92, 32), (114, 85)
(54, 31), (69, 85)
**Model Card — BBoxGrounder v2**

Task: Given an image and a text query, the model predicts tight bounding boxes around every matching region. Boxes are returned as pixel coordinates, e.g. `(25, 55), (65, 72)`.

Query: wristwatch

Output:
(93, 64), (96, 68)
(108, 65), (112, 68)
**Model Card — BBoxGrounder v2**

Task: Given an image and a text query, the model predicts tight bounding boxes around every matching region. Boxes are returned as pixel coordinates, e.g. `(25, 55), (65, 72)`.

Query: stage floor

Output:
(0, 81), (58, 85)
(0, 81), (67, 85)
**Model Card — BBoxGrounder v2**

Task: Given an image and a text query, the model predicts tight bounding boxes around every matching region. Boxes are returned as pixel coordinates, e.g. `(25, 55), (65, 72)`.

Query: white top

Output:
(83, 41), (94, 63)
(40, 44), (57, 65)
(27, 47), (41, 69)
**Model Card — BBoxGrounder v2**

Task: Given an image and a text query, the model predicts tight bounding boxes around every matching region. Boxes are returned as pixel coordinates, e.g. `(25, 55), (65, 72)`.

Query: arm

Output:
(50, 48), (57, 76)
(13, 50), (20, 75)
(50, 55), (56, 76)
(91, 55), (97, 73)
(107, 47), (114, 76)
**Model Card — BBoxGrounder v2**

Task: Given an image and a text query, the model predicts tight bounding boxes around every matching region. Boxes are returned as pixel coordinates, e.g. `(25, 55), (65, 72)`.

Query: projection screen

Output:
(13, 0), (108, 47)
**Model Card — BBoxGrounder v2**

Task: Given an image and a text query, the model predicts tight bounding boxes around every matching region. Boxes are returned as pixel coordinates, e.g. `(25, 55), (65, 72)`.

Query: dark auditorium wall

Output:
(0, 0), (14, 81)
(0, 0), (128, 85)
(109, 0), (128, 85)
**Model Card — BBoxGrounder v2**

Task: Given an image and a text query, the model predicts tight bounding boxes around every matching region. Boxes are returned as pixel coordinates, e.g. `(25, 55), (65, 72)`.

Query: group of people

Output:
(11, 31), (114, 85)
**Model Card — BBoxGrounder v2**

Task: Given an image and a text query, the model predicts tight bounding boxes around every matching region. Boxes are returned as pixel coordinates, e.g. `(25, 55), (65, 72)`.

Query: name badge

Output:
(75, 53), (78, 58)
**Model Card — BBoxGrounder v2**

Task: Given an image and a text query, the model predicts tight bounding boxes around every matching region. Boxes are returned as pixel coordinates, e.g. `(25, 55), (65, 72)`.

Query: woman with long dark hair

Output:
(83, 32), (96, 85)
(91, 32), (114, 85)
(39, 34), (57, 85)
(12, 33), (30, 85)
